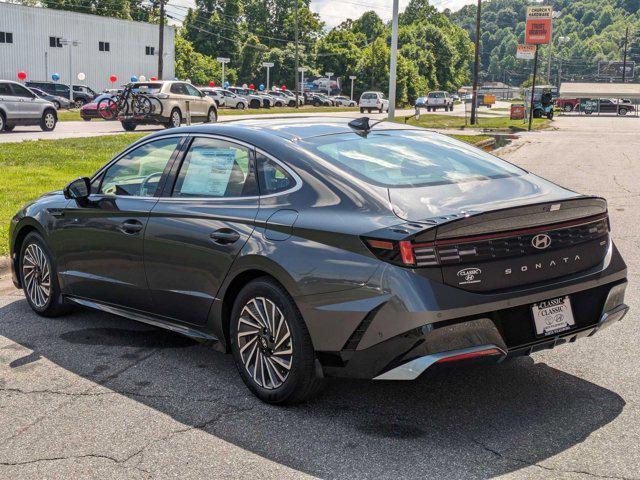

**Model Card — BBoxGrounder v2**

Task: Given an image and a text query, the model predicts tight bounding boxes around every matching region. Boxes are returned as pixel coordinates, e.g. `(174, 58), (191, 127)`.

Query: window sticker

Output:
(180, 148), (237, 196)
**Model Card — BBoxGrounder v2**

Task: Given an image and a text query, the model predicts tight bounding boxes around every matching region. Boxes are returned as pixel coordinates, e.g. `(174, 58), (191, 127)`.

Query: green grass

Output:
(57, 105), (359, 122)
(0, 134), (145, 255)
(401, 114), (549, 132)
(449, 134), (492, 145)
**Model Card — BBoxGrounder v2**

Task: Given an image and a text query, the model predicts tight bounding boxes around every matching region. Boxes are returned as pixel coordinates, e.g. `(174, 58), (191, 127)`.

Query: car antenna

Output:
(347, 117), (385, 136)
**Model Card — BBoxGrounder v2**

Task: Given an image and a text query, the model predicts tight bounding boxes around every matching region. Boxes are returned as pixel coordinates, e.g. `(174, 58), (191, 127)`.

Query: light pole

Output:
(556, 36), (569, 89)
(388, 0), (399, 120)
(216, 57), (230, 87)
(622, 25), (630, 82)
(325, 72), (334, 96)
(60, 38), (79, 105)
(349, 75), (356, 100)
(298, 67), (307, 98)
(262, 62), (274, 90)
(470, 0), (481, 125)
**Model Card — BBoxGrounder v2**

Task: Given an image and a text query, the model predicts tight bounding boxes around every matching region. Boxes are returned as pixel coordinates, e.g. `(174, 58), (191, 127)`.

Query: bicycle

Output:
(97, 84), (163, 120)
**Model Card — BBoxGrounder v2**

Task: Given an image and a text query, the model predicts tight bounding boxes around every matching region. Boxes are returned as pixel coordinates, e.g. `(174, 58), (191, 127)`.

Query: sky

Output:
(167, 0), (477, 28)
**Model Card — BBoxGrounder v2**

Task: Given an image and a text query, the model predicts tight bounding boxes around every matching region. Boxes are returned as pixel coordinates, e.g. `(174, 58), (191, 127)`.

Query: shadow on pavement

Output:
(0, 298), (625, 478)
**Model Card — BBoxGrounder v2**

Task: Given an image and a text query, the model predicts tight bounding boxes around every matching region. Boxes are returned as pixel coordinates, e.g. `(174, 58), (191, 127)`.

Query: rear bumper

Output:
(309, 240), (628, 380)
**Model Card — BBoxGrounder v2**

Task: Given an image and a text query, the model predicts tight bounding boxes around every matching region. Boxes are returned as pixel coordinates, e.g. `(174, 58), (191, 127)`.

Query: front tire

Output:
(619, 108), (628, 116)
(236, 102), (246, 110)
(53, 101), (61, 109)
(564, 104), (573, 112)
(20, 232), (70, 317)
(230, 278), (325, 405)
(40, 110), (57, 131)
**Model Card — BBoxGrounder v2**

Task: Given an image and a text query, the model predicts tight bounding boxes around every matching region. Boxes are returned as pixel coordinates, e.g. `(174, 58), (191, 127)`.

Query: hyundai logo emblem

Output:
(532, 233), (552, 250)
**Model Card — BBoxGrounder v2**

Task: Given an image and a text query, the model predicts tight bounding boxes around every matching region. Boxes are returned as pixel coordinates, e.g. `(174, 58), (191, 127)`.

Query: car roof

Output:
(145, 117), (422, 143)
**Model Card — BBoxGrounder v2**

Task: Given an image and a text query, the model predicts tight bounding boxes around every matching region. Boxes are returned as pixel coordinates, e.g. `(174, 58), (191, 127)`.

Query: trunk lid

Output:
(388, 175), (610, 292)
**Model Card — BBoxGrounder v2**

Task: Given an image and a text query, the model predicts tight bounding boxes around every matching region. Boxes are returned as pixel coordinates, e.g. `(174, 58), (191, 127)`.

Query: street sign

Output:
(525, 6), (552, 44)
(262, 62), (274, 68)
(526, 6), (553, 19)
(516, 44), (537, 60)
(216, 57), (230, 63)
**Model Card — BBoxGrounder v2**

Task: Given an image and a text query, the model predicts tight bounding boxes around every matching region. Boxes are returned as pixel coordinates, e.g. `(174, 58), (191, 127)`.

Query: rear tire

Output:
(166, 108), (181, 129)
(249, 99), (260, 109)
(564, 104), (573, 112)
(0, 112), (5, 132)
(121, 121), (137, 131)
(206, 107), (217, 123)
(53, 100), (61, 109)
(230, 278), (325, 405)
(20, 232), (70, 318)
(236, 102), (245, 110)
(4, 125), (15, 132)
(83, 118), (91, 122)
(547, 110), (554, 120)
(619, 108), (628, 116)
(360, 107), (364, 113)
(40, 110), (57, 131)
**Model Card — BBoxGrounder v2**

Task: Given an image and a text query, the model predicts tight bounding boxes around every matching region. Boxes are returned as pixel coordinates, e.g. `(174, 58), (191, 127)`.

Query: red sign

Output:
(525, 18), (551, 44)
(511, 104), (526, 120)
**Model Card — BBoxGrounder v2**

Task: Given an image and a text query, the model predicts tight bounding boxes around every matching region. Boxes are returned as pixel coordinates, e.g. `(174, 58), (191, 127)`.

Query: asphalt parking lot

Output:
(0, 115), (639, 479)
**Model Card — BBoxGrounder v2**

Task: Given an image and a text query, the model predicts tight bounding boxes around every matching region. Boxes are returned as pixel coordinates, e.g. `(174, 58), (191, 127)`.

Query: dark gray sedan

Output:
(9, 118), (628, 404)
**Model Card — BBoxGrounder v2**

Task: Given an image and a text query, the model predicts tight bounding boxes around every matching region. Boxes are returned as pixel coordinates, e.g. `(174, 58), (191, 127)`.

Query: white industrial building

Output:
(0, 2), (175, 92)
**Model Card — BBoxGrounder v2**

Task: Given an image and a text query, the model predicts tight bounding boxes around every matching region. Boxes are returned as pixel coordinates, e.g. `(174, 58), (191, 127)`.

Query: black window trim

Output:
(156, 134), (302, 201)
(99, 41), (110, 52)
(89, 134), (189, 199)
(0, 31), (14, 44)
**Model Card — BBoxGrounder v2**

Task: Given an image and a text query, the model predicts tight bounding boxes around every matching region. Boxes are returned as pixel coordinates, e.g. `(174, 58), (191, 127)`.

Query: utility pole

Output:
(298, 67), (307, 98)
(349, 75), (356, 100)
(388, 0), (399, 120)
(60, 39), (78, 104)
(293, 0), (300, 108)
(528, 44), (540, 132)
(470, 0), (482, 125)
(622, 25), (629, 82)
(158, 0), (165, 80)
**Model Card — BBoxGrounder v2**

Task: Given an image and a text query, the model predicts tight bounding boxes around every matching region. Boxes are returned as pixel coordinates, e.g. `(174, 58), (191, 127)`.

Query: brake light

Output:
(364, 238), (421, 267)
(399, 241), (415, 266)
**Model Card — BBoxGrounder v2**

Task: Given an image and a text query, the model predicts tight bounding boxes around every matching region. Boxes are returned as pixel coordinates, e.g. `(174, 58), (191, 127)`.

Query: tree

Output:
(174, 34), (237, 85)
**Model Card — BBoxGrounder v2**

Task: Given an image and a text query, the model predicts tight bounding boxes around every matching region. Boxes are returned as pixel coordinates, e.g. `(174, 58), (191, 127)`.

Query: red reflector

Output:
(399, 240), (415, 265)
(367, 239), (394, 250)
(435, 348), (502, 364)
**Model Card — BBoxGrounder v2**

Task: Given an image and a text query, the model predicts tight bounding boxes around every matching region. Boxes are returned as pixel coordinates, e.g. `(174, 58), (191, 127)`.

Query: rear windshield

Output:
(132, 83), (163, 93)
(307, 130), (525, 188)
(361, 93), (377, 99)
(428, 92), (445, 98)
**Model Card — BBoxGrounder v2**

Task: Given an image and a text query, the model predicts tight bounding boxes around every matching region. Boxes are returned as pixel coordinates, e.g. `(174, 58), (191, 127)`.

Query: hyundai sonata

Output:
(9, 118), (628, 404)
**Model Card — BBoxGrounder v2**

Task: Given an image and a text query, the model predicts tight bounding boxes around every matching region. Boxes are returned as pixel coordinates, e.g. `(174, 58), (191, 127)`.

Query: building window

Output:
(49, 36), (62, 48)
(99, 41), (110, 52)
(0, 32), (13, 44)
(145, 46), (155, 56)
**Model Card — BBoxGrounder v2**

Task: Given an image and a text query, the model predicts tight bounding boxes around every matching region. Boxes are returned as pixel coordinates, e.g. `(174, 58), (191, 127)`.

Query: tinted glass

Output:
(173, 138), (256, 198)
(170, 83), (188, 95)
(133, 83), (162, 94)
(308, 130), (525, 188)
(0, 83), (11, 95)
(98, 137), (179, 196)
(11, 83), (34, 97)
(185, 84), (201, 97)
(361, 93), (377, 99)
(428, 92), (445, 98)
(257, 154), (294, 195)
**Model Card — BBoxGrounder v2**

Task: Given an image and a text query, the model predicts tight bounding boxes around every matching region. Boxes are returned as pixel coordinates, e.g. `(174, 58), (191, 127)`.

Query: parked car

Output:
(0, 80), (58, 132)
(584, 98), (636, 116)
(555, 98), (580, 112)
(228, 87), (264, 109)
(331, 95), (356, 107)
(80, 93), (113, 121)
(306, 93), (331, 107)
(28, 87), (71, 110)
(280, 89), (303, 106)
(25, 81), (96, 107)
(268, 90), (296, 107)
(117, 81), (217, 131)
(359, 91), (389, 113)
(9, 117), (628, 405)
(451, 94), (461, 102)
(415, 96), (428, 108)
(201, 88), (248, 110)
(425, 91), (454, 112)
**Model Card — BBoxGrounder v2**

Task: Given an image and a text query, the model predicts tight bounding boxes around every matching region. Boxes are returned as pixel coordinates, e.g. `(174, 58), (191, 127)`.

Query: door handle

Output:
(210, 229), (240, 244)
(118, 219), (144, 234)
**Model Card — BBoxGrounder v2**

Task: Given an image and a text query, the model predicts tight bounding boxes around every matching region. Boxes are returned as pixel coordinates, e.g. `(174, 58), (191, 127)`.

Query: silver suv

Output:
(121, 81), (218, 131)
(0, 80), (58, 132)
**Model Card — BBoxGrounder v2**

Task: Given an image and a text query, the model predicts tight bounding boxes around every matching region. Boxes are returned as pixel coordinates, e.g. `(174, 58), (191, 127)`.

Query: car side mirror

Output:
(64, 177), (91, 200)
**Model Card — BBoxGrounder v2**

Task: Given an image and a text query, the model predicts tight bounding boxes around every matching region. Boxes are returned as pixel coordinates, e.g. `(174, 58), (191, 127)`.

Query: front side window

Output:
(173, 138), (256, 198)
(10, 83), (34, 98)
(257, 154), (295, 195)
(98, 137), (180, 196)
(0, 83), (11, 95)
(309, 130), (525, 188)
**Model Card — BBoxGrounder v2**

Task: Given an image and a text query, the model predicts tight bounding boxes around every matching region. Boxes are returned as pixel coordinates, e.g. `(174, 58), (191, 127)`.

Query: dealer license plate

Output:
(532, 296), (576, 336)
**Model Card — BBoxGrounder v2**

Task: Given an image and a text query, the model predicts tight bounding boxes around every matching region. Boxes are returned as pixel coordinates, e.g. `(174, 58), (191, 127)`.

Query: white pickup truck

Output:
(426, 91), (454, 112)
(359, 91), (389, 113)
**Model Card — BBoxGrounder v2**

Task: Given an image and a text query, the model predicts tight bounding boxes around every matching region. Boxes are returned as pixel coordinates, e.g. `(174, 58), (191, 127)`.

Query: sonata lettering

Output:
(504, 255), (582, 276)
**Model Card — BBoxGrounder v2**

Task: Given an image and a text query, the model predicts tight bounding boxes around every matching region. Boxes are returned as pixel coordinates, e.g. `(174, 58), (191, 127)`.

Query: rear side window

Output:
(257, 154), (295, 195)
(309, 130), (525, 188)
(172, 137), (257, 198)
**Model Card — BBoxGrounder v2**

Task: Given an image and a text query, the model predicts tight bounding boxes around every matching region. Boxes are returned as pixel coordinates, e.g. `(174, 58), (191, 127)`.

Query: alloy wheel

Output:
(237, 297), (293, 390)
(22, 243), (51, 309)
(44, 113), (56, 130)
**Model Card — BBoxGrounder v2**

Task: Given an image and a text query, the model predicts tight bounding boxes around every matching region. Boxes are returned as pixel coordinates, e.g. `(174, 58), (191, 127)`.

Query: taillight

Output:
(364, 238), (430, 267)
